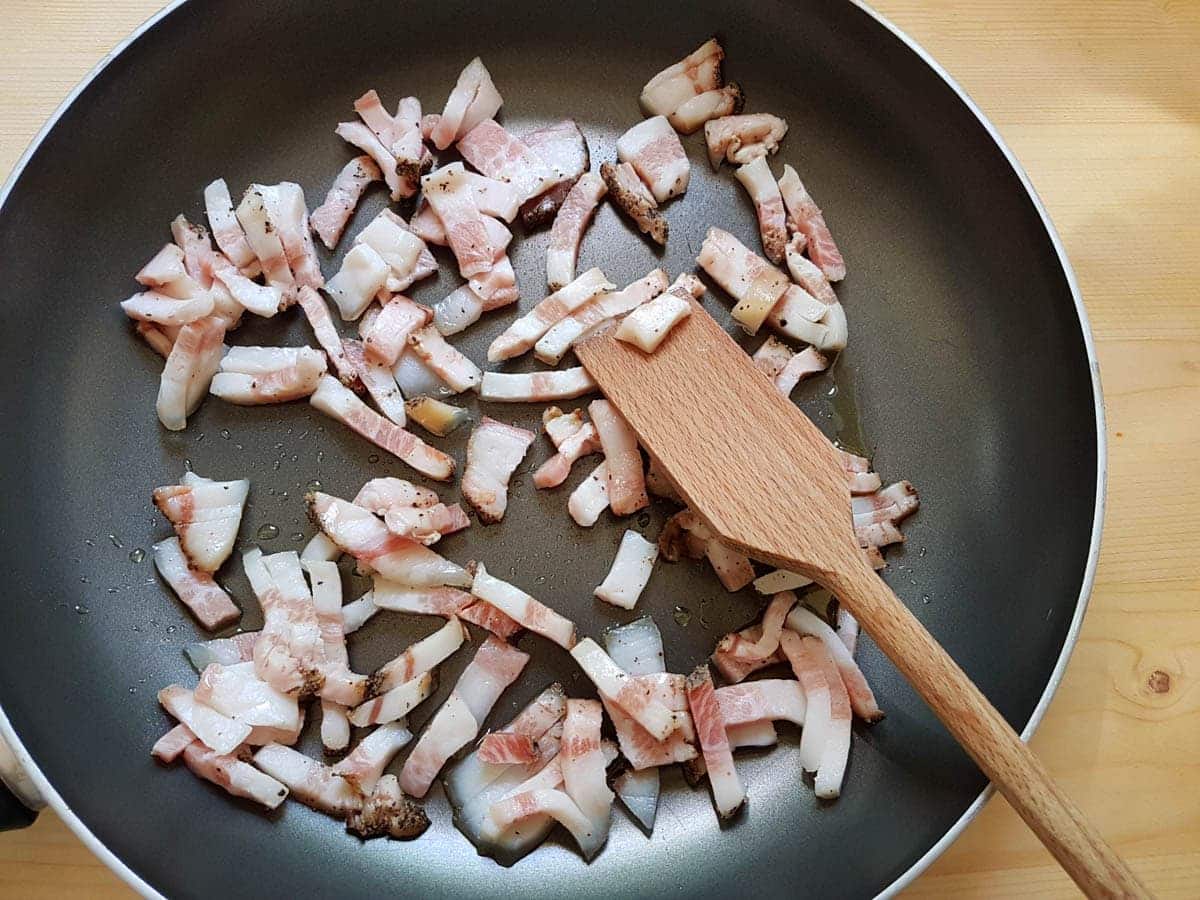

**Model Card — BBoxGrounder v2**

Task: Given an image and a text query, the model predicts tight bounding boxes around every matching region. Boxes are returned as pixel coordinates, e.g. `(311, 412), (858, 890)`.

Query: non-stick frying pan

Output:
(0, 1), (1103, 896)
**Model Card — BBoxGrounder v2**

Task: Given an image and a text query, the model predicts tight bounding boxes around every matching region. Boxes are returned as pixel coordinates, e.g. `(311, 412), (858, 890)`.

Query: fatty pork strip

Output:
(668, 83), (743, 134)
(599, 161), (668, 246)
(613, 272), (703, 353)
(616, 116), (690, 203)
(209, 346), (327, 405)
(325, 244), (390, 321)
(334, 120), (407, 202)
(157, 684), (251, 755)
(346, 774), (431, 840)
(258, 183), (324, 290)
(244, 549), (329, 695)
(470, 563), (576, 649)
(309, 375), (455, 481)
(458, 118), (556, 203)
(639, 38), (724, 118)
(460, 600), (524, 639)
(352, 91), (420, 199)
(391, 96), (430, 185)
(353, 476), (439, 513)
(422, 163), (496, 279)
(519, 120), (590, 228)
(431, 57), (503, 150)
(331, 721), (414, 794)
(310, 156), (382, 249)
(306, 492), (471, 587)
(295, 287), (357, 386)
(716, 592), (797, 662)
(704, 113), (789, 168)
(370, 580), (474, 617)
(571, 638), (679, 740)
(339, 592), (379, 635)
(546, 172), (607, 291)
(735, 156), (788, 264)
(780, 632), (851, 799)
(194, 661), (302, 734)
(341, 339), (407, 425)
(152, 724), (199, 763)
(589, 399), (648, 515)
(384, 503), (470, 545)
(659, 509), (755, 591)
(405, 396), (470, 436)
(155, 316), (226, 431)
(751, 336), (828, 396)
(487, 267), (614, 362)
(399, 636), (530, 798)
(353, 211), (433, 294)
(365, 617), (465, 698)
(715, 679), (806, 730)
(202, 179), (259, 273)
(533, 417), (601, 489)
(785, 605), (883, 722)
(208, 254), (280, 319)
(362, 294), (429, 366)
(594, 530), (658, 610)
(152, 538), (240, 630)
(568, 459), (610, 526)
(462, 418), (535, 523)
(235, 187), (297, 300)
(777, 164), (846, 281)
(685, 665), (745, 818)
(603, 671), (695, 771)
(696, 226), (789, 334)
(179, 743), (289, 809)
(480, 367), (598, 403)
(184, 632), (259, 672)
(152, 472), (248, 572)
(408, 325), (482, 393)
(304, 559), (367, 713)
(560, 699), (614, 852)
(534, 268), (670, 365)
(120, 288), (214, 328)
(252, 743), (364, 817)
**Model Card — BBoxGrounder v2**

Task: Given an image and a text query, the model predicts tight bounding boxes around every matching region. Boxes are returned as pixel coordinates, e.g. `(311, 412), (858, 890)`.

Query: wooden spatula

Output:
(576, 300), (1146, 899)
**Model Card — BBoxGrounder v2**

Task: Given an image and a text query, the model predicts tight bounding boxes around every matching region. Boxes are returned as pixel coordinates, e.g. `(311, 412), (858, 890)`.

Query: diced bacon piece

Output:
(137, 244), (187, 288)
(600, 161), (667, 245)
(589, 399), (648, 516)
(362, 294), (430, 366)
(568, 459), (610, 526)
(560, 699), (612, 850)
(405, 396), (470, 437)
(617, 116), (690, 203)
(244, 710), (306, 748)
(341, 594), (380, 635)
(604, 616), (666, 677)
(349, 672), (435, 727)
(570, 638), (678, 740)
(853, 481), (920, 528)
(353, 477), (439, 513)
(685, 665), (744, 818)
(786, 605), (883, 722)
(310, 156), (381, 249)
(407, 324), (482, 393)
(542, 406), (583, 445)
(459, 600), (523, 639)
(371, 580), (474, 615)
(704, 113), (789, 168)
(335, 120), (405, 202)
(784, 235), (840, 305)
(209, 255), (281, 318)
(391, 96), (428, 182)
(458, 118), (555, 203)
(209, 346), (326, 405)
(408, 200), (446, 244)
(462, 418), (534, 523)
(663, 509), (755, 591)
(697, 226), (789, 334)
(306, 492), (469, 586)
(295, 287), (357, 386)
(668, 82), (744, 134)
(157, 684), (251, 756)
(305, 558), (368, 707)
(152, 537), (240, 631)
(716, 591), (796, 665)
(325, 244), (389, 322)
(384, 502), (470, 545)
(399, 636), (529, 797)
(155, 315), (225, 431)
(341, 338), (406, 425)
(422, 163), (495, 278)
(535, 269), (670, 365)
(778, 165), (846, 281)
(533, 422), (600, 489)
(604, 672), (696, 770)
(735, 156), (788, 264)
(195, 661), (301, 731)
(181, 742), (288, 809)
(135, 321), (174, 358)
(203, 179), (258, 270)
(470, 563), (576, 649)
(594, 530), (659, 610)
(121, 290), (214, 327)
(778, 630), (829, 775)
(639, 38), (724, 117)
(320, 701), (351, 753)
(431, 284), (485, 336)
(480, 367), (597, 403)
(477, 732), (536, 765)
(235, 187), (296, 298)
(786, 632), (851, 798)
(184, 632), (259, 673)
(378, 210), (439, 290)
(421, 113), (439, 140)
(346, 773), (430, 840)
(546, 172), (607, 291)
(252, 743), (362, 817)
(754, 337), (828, 396)
(715, 679), (806, 728)
(245, 549), (329, 695)
(431, 57), (503, 150)
(152, 474), (248, 573)
(519, 120), (590, 228)
(614, 285), (693, 352)
(258, 182), (323, 290)
(369, 617), (465, 696)
(487, 267), (614, 362)
(752, 335), (794, 378)
(837, 608), (861, 657)
(856, 520), (904, 549)
(354, 89), (401, 151)
(309, 376), (455, 480)
(170, 215), (218, 288)
(151, 723), (197, 764)
(481, 788), (602, 860)
(353, 213), (428, 294)
(712, 625), (784, 683)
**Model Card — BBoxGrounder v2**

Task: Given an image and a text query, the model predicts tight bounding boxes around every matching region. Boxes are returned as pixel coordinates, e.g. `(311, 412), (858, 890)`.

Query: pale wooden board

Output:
(1, 1), (1197, 897)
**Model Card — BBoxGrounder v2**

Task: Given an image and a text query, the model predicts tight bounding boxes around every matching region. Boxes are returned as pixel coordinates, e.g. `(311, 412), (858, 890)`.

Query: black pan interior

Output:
(0, 1), (1097, 897)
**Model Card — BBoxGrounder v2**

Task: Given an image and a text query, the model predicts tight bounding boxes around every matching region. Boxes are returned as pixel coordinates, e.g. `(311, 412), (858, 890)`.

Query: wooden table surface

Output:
(1, 1), (1196, 896)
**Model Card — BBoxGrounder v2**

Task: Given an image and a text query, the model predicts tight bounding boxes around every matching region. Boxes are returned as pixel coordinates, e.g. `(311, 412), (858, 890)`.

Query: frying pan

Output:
(0, 0), (1103, 896)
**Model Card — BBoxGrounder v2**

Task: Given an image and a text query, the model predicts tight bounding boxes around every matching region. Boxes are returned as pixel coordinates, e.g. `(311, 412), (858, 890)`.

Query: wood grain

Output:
(1, 1), (1197, 897)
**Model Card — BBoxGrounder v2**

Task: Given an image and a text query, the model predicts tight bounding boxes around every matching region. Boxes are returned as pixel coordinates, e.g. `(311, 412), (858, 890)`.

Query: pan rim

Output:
(0, 2), (1107, 897)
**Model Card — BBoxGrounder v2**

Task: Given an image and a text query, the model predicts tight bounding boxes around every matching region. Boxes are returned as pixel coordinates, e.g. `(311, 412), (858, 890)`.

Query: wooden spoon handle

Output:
(823, 559), (1148, 899)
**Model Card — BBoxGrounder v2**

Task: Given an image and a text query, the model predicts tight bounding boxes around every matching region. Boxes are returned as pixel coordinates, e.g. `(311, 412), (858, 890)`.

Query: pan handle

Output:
(0, 731), (42, 830)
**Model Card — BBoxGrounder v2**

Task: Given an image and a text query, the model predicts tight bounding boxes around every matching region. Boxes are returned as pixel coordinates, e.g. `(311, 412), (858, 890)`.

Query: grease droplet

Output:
(183, 458), (193, 471)
(274, 442), (284, 450)
(535, 575), (546, 585)
(918, 547), (927, 558)
(166, 625), (176, 634)
(80, 576), (90, 584)
(316, 451), (324, 463)
(367, 454), (380, 464)
(74, 604), (89, 615)
(273, 460), (281, 471)
(257, 524), (280, 540)
(220, 429), (231, 440)
(306, 479), (322, 492)
(921, 594), (931, 604)
(84, 539), (94, 547)
(672, 605), (691, 627)
(108, 534), (123, 549)
(291, 532), (304, 542)
(235, 443), (244, 451)
(129, 548), (146, 563)
(128, 687), (137, 695)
